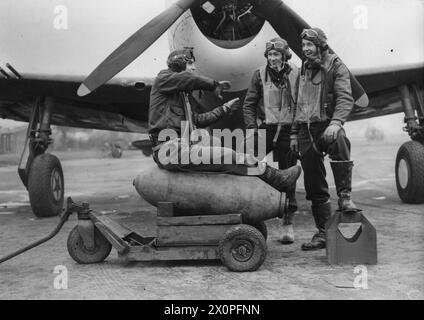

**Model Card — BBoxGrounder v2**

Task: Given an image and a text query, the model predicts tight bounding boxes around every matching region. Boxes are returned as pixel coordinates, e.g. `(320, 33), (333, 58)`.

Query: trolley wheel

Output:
(218, 224), (267, 272)
(248, 221), (268, 240)
(67, 226), (112, 264)
(395, 141), (424, 203)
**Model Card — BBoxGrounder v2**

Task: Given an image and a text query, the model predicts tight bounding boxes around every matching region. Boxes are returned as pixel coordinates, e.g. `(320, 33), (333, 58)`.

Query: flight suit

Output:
(243, 62), (300, 217)
(149, 68), (259, 175)
(291, 53), (356, 248)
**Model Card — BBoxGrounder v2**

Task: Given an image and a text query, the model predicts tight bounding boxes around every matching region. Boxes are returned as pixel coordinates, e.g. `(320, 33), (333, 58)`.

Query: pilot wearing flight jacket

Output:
(148, 48), (301, 193)
(290, 28), (359, 251)
(243, 37), (300, 244)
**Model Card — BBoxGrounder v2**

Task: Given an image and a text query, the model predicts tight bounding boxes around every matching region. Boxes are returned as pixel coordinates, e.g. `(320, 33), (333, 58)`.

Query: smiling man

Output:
(243, 38), (300, 244)
(290, 28), (359, 251)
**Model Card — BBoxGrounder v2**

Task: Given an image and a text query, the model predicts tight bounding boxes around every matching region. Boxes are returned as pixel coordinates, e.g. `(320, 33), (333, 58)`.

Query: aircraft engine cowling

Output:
(168, 0), (280, 92)
(190, 0), (265, 48)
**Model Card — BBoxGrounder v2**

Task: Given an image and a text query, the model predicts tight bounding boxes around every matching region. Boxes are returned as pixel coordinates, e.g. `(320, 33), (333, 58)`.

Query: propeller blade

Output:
(254, 0), (307, 58)
(78, 0), (199, 96)
(254, 0), (369, 107)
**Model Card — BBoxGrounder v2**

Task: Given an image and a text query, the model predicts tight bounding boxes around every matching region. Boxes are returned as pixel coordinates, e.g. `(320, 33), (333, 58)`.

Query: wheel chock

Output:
(326, 210), (377, 265)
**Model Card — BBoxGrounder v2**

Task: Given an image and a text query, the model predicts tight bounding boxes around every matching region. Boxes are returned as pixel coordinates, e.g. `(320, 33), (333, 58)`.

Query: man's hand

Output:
(214, 81), (231, 100)
(223, 97), (240, 114)
(323, 123), (342, 144)
(290, 135), (298, 153)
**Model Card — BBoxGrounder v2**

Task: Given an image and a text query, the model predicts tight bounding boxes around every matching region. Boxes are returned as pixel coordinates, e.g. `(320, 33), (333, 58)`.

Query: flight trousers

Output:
(297, 121), (351, 205)
(260, 124), (298, 222)
(152, 137), (265, 176)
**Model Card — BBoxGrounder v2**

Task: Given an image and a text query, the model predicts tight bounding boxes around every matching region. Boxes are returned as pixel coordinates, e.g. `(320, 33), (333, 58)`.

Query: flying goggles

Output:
(265, 40), (288, 51)
(170, 47), (196, 62)
(301, 28), (320, 39)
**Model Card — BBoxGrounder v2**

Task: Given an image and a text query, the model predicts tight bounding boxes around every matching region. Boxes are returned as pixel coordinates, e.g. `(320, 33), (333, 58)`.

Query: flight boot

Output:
(279, 189), (297, 244)
(259, 165), (301, 193)
(279, 222), (295, 244)
(330, 161), (359, 213)
(301, 201), (332, 251)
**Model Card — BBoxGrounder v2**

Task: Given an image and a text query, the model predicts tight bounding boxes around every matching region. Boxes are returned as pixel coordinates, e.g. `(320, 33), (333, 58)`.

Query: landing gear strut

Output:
(396, 84), (424, 203)
(18, 97), (64, 217)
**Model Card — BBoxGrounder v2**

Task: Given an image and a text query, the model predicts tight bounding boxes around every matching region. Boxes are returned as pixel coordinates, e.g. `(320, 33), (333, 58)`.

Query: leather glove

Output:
(323, 122), (342, 144)
(290, 135), (298, 153)
(214, 81), (231, 100)
(222, 97), (240, 114)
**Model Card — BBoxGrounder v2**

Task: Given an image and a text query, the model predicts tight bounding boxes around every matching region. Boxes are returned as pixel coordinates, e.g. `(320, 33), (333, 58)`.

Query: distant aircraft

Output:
(0, 0), (423, 217)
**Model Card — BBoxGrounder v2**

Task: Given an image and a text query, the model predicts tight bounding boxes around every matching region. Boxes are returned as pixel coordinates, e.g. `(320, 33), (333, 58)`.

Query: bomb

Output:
(133, 165), (285, 223)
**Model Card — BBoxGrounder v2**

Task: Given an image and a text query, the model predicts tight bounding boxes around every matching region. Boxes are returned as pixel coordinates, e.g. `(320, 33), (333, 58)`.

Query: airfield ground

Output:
(0, 135), (423, 300)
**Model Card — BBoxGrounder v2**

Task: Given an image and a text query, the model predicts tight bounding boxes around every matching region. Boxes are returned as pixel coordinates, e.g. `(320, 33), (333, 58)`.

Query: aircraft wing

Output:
(1, 62), (423, 131)
(0, 73), (154, 133)
(349, 63), (424, 121)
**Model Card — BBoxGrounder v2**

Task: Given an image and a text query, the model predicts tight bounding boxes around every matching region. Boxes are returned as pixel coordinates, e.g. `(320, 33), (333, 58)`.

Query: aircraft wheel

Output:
(28, 153), (64, 217)
(67, 226), (112, 264)
(395, 141), (424, 203)
(247, 221), (268, 240)
(218, 224), (267, 272)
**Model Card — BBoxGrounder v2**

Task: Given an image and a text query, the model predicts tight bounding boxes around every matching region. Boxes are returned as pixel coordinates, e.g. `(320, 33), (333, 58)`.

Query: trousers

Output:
(260, 124), (296, 170)
(152, 136), (265, 176)
(298, 122), (351, 204)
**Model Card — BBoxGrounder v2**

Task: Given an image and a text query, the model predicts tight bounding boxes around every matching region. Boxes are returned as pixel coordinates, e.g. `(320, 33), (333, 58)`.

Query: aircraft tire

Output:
(67, 226), (112, 264)
(28, 153), (64, 217)
(395, 141), (424, 204)
(218, 224), (267, 272)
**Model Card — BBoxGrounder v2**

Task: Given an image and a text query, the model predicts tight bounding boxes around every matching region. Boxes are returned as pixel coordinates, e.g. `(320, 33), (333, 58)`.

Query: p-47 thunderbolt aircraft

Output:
(0, 0), (423, 217)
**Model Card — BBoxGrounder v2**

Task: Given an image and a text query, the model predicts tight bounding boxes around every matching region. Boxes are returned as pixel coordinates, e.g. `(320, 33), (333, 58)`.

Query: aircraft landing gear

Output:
(19, 97), (64, 217)
(396, 85), (424, 203)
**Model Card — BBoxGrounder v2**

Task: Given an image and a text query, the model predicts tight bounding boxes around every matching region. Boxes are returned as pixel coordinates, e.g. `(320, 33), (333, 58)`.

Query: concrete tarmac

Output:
(0, 137), (423, 300)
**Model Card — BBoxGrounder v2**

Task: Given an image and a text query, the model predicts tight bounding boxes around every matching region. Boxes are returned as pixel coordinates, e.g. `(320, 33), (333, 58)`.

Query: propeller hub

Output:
(191, 0), (264, 47)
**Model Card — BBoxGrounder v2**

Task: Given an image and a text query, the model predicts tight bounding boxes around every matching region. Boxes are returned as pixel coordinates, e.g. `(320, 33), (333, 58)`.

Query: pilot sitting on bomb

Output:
(148, 48), (301, 192)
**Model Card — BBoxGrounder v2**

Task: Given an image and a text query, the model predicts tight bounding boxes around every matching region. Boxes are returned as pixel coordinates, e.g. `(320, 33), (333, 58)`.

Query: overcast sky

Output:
(0, 0), (423, 76)
(0, 0), (422, 137)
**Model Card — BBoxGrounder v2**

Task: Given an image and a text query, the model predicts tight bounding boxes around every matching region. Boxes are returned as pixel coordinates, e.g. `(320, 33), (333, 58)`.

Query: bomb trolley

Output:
(66, 199), (268, 272)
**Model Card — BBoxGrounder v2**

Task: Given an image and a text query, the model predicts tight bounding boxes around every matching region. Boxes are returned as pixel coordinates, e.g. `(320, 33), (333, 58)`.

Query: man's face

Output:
(302, 39), (318, 59)
(267, 50), (283, 70)
(186, 60), (196, 73)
